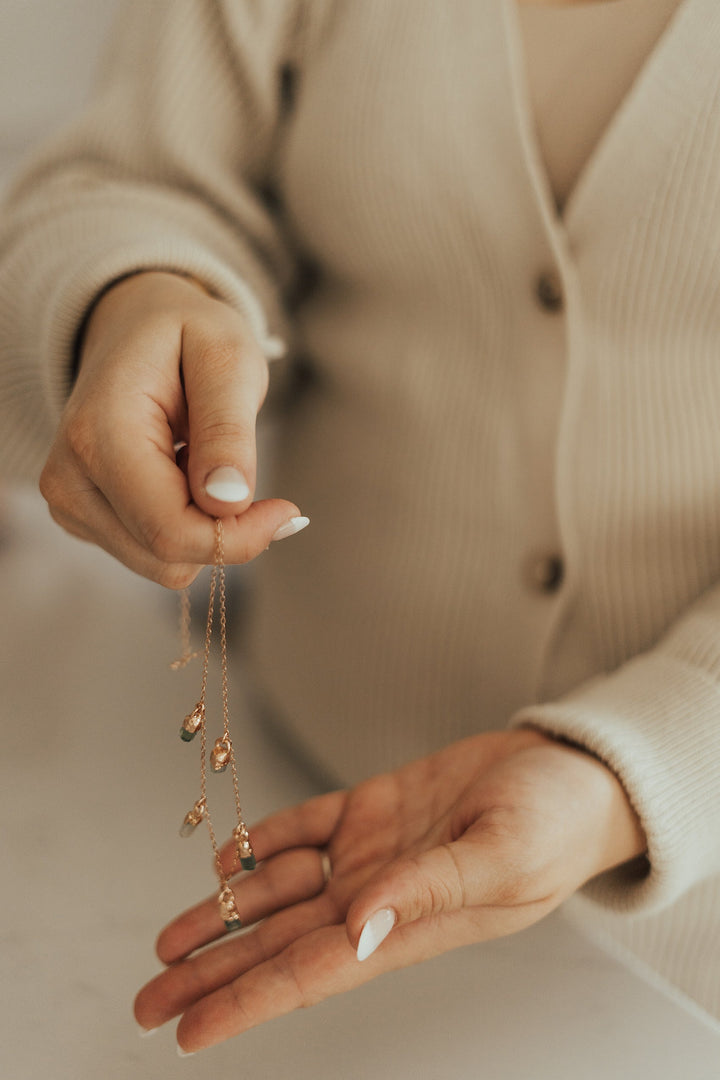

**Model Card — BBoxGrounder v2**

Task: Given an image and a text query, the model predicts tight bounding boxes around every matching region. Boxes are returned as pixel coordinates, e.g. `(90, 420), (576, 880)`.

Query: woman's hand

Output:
(134, 728), (647, 1053)
(39, 272), (304, 587)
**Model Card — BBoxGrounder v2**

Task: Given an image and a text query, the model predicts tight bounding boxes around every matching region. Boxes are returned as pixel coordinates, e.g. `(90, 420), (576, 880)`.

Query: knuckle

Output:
(418, 854), (463, 918)
(189, 322), (268, 387)
(276, 946), (316, 1009)
(192, 331), (255, 381)
(64, 410), (98, 464)
(38, 461), (61, 506)
(196, 415), (253, 449)
(226, 978), (259, 1032)
(139, 517), (184, 564)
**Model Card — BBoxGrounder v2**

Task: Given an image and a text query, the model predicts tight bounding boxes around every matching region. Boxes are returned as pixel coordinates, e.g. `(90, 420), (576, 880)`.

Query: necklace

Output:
(171, 518), (254, 931)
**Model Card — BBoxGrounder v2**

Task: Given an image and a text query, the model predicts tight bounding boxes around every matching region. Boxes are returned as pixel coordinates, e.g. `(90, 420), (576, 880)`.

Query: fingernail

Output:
(205, 466), (250, 503)
(177, 1045), (196, 1058)
(271, 515), (310, 542)
(356, 907), (397, 962)
(137, 1024), (159, 1038)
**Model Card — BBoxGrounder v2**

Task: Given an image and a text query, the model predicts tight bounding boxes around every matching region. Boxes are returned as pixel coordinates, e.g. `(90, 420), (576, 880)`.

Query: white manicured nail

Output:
(177, 1045), (196, 1057)
(356, 907), (397, 962)
(137, 1024), (159, 1038)
(271, 516), (310, 542)
(205, 466), (250, 502)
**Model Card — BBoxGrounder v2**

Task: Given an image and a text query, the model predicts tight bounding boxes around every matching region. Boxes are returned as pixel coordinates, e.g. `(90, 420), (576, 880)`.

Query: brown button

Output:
(526, 554), (565, 594)
(535, 270), (563, 312)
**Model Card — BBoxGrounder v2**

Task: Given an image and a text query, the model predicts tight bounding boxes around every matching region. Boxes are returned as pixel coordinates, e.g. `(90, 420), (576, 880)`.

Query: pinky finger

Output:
(48, 487), (202, 589)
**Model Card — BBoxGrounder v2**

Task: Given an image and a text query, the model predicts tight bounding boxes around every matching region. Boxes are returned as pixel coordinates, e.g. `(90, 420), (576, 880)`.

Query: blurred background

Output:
(1, 4), (719, 1079)
(0, 1), (119, 186)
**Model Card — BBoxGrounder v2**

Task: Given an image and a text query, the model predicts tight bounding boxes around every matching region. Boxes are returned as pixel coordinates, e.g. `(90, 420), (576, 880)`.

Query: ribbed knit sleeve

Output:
(512, 582), (720, 915)
(0, 0), (302, 481)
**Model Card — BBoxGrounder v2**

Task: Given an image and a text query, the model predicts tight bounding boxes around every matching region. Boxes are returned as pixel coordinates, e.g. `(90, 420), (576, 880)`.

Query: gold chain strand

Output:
(215, 522), (256, 871)
(173, 519), (254, 932)
(178, 565), (215, 741)
(169, 588), (202, 670)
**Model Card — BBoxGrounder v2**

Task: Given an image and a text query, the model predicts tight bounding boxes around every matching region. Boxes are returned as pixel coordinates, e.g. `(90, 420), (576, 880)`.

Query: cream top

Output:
(518, 0), (683, 209)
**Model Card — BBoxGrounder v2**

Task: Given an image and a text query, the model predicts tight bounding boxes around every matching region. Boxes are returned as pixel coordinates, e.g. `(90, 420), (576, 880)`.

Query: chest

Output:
(279, 0), (720, 291)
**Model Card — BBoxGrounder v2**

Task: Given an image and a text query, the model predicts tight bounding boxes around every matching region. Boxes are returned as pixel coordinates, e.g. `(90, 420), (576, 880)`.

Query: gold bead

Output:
(218, 883), (242, 931)
(179, 798), (206, 838)
(233, 822), (256, 870)
(180, 702), (205, 742)
(210, 737), (232, 772)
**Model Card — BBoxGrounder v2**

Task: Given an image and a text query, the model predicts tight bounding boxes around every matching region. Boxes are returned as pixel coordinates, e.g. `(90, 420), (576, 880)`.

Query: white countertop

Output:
(1, 488), (718, 1080)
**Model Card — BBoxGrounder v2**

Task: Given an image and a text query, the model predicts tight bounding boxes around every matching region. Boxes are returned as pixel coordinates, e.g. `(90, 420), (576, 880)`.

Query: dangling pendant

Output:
(172, 521), (259, 931)
(179, 797), (207, 838)
(180, 701), (205, 742)
(218, 882), (242, 932)
(233, 822), (256, 871)
(210, 736), (232, 773)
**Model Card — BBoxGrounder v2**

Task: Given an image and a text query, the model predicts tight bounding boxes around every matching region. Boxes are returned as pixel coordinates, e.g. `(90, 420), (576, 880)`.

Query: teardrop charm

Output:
(233, 822), (256, 871)
(210, 737), (232, 773)
(218, 882), (242, 932)
(179, 797), (207, 838)
(180, 701), (205, 742)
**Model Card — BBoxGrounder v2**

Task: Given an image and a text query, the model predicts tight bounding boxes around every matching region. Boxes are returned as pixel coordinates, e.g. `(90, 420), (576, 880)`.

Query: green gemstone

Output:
(240, 855), (256, 871)
(224, 919), (242, 933)
(179, 727), (196, 742)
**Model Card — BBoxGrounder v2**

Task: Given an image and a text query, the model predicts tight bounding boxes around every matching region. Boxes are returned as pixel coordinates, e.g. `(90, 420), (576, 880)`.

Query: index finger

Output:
(83, 392), (300, 565)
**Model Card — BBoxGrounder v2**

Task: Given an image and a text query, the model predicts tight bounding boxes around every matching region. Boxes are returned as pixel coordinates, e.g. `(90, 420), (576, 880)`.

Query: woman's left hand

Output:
(134, 727), (646, 1053)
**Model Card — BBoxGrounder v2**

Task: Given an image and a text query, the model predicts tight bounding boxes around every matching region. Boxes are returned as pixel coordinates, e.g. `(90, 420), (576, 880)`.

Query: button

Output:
(535, 270), (563, 312)
(526, 554), (565, 594)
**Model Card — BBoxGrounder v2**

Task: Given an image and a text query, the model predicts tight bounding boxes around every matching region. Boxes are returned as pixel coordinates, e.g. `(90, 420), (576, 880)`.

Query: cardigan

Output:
(0, 0), (718, 1020)
(518, 0), (681, 209)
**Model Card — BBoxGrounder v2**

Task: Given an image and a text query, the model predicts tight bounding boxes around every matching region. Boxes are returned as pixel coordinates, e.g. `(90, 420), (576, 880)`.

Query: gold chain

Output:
(174, 519), (255, 932)
(169, 588), (201, 670)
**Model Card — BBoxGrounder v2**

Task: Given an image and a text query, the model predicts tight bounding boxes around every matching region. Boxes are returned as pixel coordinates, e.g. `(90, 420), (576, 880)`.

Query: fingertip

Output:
(203, 465), (251, 504)
(133, 987), (160, 1035)
(137, 1021), (160, 1038)
(355, 908), (397, 962)
(155, 924), (183, 966)
(271, 515), (310, 542)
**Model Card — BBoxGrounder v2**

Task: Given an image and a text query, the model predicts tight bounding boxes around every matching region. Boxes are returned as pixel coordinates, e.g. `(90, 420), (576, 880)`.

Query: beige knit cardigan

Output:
(0, 0), (719, 1020)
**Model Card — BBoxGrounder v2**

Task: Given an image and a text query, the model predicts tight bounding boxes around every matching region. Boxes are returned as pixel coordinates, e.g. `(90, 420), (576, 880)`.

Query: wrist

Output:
(535, 729), (648, 875)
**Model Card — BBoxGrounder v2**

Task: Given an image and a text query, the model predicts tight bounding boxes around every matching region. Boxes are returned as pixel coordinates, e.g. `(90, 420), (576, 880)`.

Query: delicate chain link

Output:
(169, 588), (202, 669)
(215, 522), (246, 828)
(173, 518), (254, 923)
(217, 523), (230, 739)
(199, 560), (223, 879)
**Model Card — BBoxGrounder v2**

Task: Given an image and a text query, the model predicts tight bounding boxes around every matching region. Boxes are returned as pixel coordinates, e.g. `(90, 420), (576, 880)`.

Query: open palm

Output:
(135, 727), (645, 1053)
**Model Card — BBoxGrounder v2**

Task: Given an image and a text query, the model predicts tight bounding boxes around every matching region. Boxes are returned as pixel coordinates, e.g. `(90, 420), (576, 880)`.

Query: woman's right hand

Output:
(39, 271), (305, 587)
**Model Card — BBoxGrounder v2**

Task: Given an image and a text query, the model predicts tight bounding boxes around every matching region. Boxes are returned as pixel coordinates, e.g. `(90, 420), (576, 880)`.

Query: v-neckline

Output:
(501, 0), (693, 240)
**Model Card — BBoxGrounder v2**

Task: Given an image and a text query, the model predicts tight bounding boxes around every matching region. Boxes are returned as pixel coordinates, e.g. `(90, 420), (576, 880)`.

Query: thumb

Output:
(181, 318), (268, 515)
(348, 841), (497, 962)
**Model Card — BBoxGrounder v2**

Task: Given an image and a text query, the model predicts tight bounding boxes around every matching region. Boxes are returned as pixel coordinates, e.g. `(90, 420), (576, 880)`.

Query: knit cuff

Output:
(511, 651), (720, 915)
(43, 241), (286, 418)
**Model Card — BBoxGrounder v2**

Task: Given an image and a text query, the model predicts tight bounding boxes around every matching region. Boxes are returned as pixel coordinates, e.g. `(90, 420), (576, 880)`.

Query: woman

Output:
(1, 0), (717, 1055)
